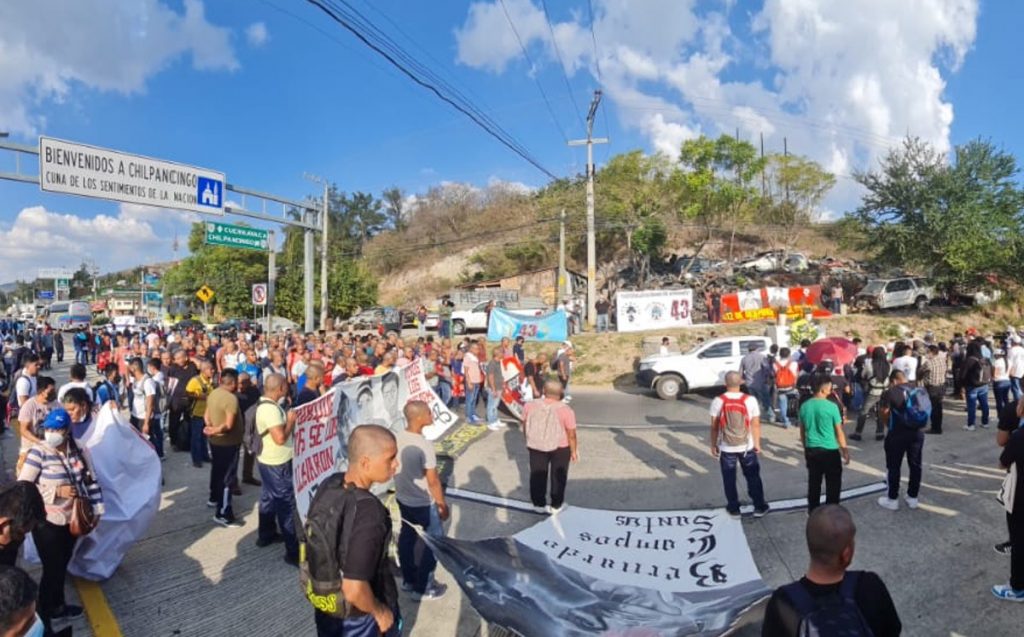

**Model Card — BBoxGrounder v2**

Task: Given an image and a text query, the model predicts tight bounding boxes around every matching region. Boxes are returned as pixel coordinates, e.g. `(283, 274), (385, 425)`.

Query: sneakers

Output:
(255, 534), (282, 548)
(753, 505), (770, 518)
(994, 541), (1013, 556)
(401, 581), (415, 593)
(874, 434), (885, 441)
(848, 433), (862, 441)
(726, 508), (742, 519)
(925, 429), (942, 435)
(980, 422), (990, 429)
(411, 582), (448, 602)
(992, 584), (1024, 602)
(532, 505), (548, 514)
(904, 496), (919, 510)
(877, 496), (899, 511)
(206, 500), (217, 508)
(51, 604), (84, 620)
(283, 553), (299, 568)
(549, 504), (566, 514)
(213, 515), (243, 528)
(964, 425), (976, 432)
(486, 421), (504, 431)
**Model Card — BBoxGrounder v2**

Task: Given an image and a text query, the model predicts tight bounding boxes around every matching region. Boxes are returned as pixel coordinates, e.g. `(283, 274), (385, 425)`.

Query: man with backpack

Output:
(710, 371), (769, 518)
(7, 353), (40, 435)
(741, 342), (775, 423)
(959, 341), (992, 431)
(128, 357), (164, 460)
(773, 348), (799, 429)
(761, 504), (902, 635)
(301, 424), (399, 636)
(877, 369), (930, 511)
(799, 375), (850, 512)
(250, 374), (298, 565)
(522, 379), (578, 514)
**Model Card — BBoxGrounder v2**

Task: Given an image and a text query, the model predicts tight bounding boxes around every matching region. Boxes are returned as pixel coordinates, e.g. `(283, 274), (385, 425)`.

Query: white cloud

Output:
(486, 176), (536, 195)
(0, 205), (177, 282)
(245, 22), (269, 48)
(454, 0), (980, 212)
(0, 0), (238, 134)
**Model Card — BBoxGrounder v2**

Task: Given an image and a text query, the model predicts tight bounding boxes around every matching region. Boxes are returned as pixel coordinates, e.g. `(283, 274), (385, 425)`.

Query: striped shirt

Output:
(18, 443), (105, 526)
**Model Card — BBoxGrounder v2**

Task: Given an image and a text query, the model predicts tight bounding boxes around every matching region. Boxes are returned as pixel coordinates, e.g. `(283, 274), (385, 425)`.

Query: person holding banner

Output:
(485, 348), (506, 430)
(523, 380), (578, 514)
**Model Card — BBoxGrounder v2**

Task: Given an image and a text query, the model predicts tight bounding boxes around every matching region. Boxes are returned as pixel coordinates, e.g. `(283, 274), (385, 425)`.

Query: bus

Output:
(43, 300), (92, 330)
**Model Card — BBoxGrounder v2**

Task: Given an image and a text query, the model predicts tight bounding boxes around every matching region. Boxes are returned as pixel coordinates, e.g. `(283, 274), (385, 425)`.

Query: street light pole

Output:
(568, 90), (608, 329)
(305, 174), (330, 331)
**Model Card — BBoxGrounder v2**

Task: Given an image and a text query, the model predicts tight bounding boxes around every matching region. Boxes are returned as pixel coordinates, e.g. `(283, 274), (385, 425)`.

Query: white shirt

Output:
(15, 374), (36, 401)
(892, 355), (919, 382)
(659, 345), (669, 356)
(130, 376), (157, 419)
(994, 357), (1010, 382)
(709, 392), (760, 453)
(57, 381), (94, 403)
(1008, 345), (1024, 378)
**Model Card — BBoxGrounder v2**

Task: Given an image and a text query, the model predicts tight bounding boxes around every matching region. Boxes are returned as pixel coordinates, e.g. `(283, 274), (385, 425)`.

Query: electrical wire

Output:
(304, 0), (559, 180)
(538, 0), (585, 131)
(497, 0), (569, 144)
(584, 0), (611, 161)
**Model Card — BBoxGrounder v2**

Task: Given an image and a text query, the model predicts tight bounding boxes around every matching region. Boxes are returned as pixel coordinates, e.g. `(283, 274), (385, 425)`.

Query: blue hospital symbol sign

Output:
(197, 177), (223, 209)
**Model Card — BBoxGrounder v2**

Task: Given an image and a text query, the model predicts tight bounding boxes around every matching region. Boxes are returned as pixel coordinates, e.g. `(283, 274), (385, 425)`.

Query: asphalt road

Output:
(8, 360), (1024, 636)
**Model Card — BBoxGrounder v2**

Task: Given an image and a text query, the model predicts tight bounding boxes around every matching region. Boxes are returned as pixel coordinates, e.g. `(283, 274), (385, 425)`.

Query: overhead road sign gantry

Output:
(39, 136), (226, 215)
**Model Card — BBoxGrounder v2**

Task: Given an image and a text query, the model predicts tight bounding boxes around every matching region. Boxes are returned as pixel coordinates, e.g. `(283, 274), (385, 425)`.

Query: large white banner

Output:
(293, 362), (459, 520)
(616, 289), (694, 332)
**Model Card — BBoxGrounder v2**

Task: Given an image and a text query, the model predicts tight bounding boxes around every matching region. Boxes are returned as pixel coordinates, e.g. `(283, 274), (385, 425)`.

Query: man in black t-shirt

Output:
(995, 409), (1024, 601)
(995, 399), (1023, 556)
(762, 505), (901, 635)
(313, 425), (400, 637)
(877, 370), (925, 511)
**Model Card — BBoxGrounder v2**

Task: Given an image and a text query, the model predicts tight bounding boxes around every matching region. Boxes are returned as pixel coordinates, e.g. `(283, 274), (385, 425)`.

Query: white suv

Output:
(636, 336), (773, 400)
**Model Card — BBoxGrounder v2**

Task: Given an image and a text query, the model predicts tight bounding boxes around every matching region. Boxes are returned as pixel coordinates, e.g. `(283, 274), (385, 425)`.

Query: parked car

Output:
(212, 318), (260, 335)
(636, 335), (773, 400)
(346, 307), (384, 330)
(173, 318), (205, 331)
(737, 250), (809, 273)
(671, 256), (725, 278)
(853, 277), (935, 311)
(449, 301), (546, 335)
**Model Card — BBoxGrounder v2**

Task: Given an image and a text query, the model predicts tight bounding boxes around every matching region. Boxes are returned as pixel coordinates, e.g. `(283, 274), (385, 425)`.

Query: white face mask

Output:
(26, 613), (44, 637)
(44, 431), (66, 448)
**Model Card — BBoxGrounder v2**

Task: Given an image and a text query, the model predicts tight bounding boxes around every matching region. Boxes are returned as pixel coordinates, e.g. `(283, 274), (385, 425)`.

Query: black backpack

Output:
(972, 357), (992, 387)
(297, 473), (361, 618)
(780, 571), (874, 636)
(243, 398), (279, 457)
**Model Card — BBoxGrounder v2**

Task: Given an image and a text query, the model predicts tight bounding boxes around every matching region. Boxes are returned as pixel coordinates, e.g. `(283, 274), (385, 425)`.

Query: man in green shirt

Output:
(255, 373), (298, 565)
(799, 375), (851, 512)
(203, 369), (243, 527)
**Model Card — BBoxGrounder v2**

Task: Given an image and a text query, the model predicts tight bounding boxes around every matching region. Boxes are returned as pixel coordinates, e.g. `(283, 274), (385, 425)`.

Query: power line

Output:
(305, 0), (559, 180)
(538, 0), (585, 131)
(497, 0), (569, 144)
(583, 0), (611, 162)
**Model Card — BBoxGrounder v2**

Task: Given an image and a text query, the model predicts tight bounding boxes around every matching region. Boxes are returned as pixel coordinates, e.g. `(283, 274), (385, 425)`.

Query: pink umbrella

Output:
(805, 337), (859, 367)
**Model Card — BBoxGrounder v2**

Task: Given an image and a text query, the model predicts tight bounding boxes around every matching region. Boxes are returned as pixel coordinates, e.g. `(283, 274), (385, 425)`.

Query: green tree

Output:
(763, 153), (835, 253)
(852, 137), (1024, 286)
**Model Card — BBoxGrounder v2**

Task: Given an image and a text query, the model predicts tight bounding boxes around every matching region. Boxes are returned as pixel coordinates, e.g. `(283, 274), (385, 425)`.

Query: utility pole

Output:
(305, 174), (330, 331)
(568, 90), (608, 329)
(303, 209), (315, 333)
(268, 230), (276, 334)
(558, 208), (567, 299)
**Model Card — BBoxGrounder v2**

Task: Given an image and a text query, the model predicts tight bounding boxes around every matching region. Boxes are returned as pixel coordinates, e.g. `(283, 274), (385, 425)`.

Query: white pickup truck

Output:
(636, 335), (773, 400)
(450, 300), (546, 335)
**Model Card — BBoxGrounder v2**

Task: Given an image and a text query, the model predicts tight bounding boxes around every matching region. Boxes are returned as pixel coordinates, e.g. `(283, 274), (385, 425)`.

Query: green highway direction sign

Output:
(204, 221), (268, 251)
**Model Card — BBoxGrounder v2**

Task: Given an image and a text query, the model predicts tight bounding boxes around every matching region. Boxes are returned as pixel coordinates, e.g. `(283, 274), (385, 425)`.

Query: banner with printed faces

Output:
(293, 362), (460, 520)
(424, 505), (770, 636)
(616, 289), (695, 332)
(720, 285), (832, 323)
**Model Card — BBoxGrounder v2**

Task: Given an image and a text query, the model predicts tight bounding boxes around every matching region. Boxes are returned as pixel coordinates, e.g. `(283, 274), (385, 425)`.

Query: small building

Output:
(458, 266), (588, 306)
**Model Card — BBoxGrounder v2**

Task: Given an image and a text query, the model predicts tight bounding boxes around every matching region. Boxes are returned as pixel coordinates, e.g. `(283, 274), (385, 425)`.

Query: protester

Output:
(485, 347), (505, 431)
(799, 375), (850, 512)
(0, 482), (45, 568)
(994, 401), (1024, 601)
(167, 349), (199, 452)
(710, 371), (769, 518)
(960, 341), (992, 431)
(55, 364), (92, 403)
(253, 374), (298, 565)
(522, 380), (578, 514)
(890, 343), (918, 384)
(740, 342), (774, 424)
(10, 353), (40, 419)
(395, 401), (450, 601)
(203, 369), (243, 527)
(554, 341), (573, 403)
(185, 361), (215, 468)
(773, 347), (799, 429)
(18, 408), (104, 631)
(301, 425), (399, 637)
(236, 372), (262, 489)
(918, 344), (948, 435)
(463, 343), (483, 424)
(852, 347), (890, 442)
(128, 357), (163, 460)
(993, 349), (1012, 418)
(522, 353), (546, 402)
(0, 565), (42, 637)
(761, 505), (902, 635)
(659, 337), (670, 356)
(877, 370), (926, 511)
(93, 363), (121, 410)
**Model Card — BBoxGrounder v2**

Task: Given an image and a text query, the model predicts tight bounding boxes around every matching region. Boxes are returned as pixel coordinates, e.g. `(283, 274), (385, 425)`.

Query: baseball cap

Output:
(563, 340), (573, 348)
(42, 409), (71, 430)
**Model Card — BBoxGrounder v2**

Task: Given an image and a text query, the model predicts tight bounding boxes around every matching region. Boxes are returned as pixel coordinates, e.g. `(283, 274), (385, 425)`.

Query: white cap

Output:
(563, 340), (573, 348)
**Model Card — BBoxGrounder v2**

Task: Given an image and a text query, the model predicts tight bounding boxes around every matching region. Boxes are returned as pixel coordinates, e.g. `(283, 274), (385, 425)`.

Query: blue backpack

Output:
(892, 386), (931, 429)
(781, 571), (874, 636)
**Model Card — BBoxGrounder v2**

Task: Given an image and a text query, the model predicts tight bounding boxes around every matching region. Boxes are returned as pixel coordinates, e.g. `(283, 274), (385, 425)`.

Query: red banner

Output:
(720, 285), (832, 323)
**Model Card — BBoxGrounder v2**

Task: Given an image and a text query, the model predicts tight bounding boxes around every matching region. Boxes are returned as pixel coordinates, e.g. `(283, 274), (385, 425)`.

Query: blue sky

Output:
(0, 0), (1017, 282)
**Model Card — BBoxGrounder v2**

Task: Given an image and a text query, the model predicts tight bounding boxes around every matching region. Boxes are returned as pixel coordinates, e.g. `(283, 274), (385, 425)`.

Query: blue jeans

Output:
(851, 381), (865, 413)
(131, 416), (164, 458)
(190, 416), (211, 464)
(596, 314), (609, 333)
(259, 461), (298, 559)
(995, 380), (1011, 415)
(486, 389), (501, 424)
(885, 427), (924, 499)
(434, 380), (452, 407)
(465, 382), (481, 423)
(776, 390), (797, 427)
(1012, 377), (1023, 402)
(315, 607), (401, 637)
(397, 501), (436, 594)
(719, 450), (768, 512)
(966, 385), (990, 427)
(74, 347), (86, 366)
(751, 385), (774, 423)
